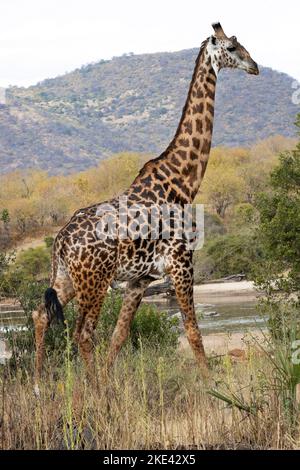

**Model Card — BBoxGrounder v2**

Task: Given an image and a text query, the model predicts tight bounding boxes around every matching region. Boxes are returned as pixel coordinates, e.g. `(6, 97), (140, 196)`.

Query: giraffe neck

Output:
(159, 39), (217, 202)
(129, 39), (217, 205)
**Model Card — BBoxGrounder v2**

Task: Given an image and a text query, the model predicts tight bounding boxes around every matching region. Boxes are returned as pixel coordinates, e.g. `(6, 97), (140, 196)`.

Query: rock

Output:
(203, 311), (219, 317)
(171, 311), (182, 319)
(195, 303), (214, 309)
(0, 338), (12, 364)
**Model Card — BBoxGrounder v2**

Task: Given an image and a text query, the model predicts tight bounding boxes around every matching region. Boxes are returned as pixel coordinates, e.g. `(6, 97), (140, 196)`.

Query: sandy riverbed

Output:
(194, 280), (259, 304)
(146, 280), (259, 305)
(180, 329), (266, 356)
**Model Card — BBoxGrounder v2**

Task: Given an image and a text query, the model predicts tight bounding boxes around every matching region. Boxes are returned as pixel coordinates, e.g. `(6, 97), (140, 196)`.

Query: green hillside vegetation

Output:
(0, 48), (298, 174)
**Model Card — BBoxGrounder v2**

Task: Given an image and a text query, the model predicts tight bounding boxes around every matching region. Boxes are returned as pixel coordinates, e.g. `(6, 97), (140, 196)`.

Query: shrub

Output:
(205, 232), (262, 278)
(98, 290), (180, 350)
(5, 285), (180, 371)
(14, 247), (51, 281)
(44, 236), (54, 249)
(253, 120), (300, 342)
(0, 251), (16, 295)
(203, 211), (226, 239)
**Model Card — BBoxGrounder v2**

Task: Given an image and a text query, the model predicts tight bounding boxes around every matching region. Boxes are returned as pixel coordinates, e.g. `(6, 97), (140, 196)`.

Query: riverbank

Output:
(144, 280), (259, 305)
(194, 280), (258, 303)
(0, 328), (266, 364)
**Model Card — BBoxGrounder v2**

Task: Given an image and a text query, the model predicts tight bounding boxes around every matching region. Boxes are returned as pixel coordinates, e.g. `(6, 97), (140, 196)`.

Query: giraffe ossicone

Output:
(33, 23), (259, 385)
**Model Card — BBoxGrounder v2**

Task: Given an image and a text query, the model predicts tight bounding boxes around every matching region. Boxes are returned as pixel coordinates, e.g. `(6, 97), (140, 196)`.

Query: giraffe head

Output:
(207, 22), (259, 76)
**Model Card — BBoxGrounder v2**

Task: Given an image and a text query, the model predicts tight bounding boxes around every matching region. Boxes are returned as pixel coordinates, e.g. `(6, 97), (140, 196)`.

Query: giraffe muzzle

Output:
(247, 62), (259, 75)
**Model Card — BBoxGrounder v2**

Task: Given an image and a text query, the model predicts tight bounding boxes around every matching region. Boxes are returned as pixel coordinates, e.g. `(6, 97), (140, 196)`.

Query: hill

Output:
(0, 48), (298, 174)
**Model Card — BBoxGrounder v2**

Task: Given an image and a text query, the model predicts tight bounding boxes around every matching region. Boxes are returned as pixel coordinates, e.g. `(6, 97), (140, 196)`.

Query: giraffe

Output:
(33, 23), (259, 387)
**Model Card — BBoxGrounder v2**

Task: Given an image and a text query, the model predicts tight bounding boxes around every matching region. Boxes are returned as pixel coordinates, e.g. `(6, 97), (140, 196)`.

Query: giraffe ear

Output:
(212, 22), (227, 39)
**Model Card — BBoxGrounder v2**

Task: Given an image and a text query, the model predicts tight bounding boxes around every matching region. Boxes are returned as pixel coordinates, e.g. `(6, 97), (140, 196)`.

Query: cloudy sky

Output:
(0, 0), (299, 88)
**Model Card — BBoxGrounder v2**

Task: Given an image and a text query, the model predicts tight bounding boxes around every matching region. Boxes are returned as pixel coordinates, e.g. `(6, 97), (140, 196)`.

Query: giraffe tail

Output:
(44, 288), (65, 324)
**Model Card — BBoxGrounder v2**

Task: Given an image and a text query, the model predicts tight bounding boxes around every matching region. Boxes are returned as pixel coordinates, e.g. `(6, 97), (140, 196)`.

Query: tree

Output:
(0, 251), (15, 296)
(12, 246), (51, 282)
(254, 115), (300, 339)
(1, 209), (10, 225)
(0, 209), (11, 247)
(202, 166), (244, 218)
(198, 147), (248, 218)
(240, 136), (296, 204)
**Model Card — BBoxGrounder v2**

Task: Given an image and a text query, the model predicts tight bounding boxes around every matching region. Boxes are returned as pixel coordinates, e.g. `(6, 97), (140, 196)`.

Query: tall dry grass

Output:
(1, 339), (300, 450)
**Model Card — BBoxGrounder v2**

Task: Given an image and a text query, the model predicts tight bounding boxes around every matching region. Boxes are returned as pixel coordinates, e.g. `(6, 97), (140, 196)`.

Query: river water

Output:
(146, 297), (266, 334)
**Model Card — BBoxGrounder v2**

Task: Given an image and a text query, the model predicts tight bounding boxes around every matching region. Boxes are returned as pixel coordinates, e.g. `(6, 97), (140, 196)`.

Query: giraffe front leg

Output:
(169, 248), (209, 374)
(106, 277), (152, 370)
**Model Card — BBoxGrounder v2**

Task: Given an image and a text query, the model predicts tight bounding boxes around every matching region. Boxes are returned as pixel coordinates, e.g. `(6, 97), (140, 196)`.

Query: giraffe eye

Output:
(227, 46), (236, 53)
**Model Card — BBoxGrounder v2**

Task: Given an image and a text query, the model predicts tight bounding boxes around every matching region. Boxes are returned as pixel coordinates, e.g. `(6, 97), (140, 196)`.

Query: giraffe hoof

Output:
(199, 361), (211, 379)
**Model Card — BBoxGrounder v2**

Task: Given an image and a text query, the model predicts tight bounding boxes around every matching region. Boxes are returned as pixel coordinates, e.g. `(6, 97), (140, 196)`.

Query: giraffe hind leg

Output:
(106, 276), (152, 370)
(74, 278), (113, 373)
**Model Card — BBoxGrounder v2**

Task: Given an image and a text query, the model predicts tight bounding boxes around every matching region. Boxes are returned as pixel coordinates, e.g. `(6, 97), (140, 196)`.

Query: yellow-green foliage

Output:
(0, 153), (149, 242)
(0, 137), (296, 246)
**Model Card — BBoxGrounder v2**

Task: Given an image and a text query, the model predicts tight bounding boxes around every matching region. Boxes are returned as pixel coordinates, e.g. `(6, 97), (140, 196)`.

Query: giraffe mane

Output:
(165, 37), (210, 152)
